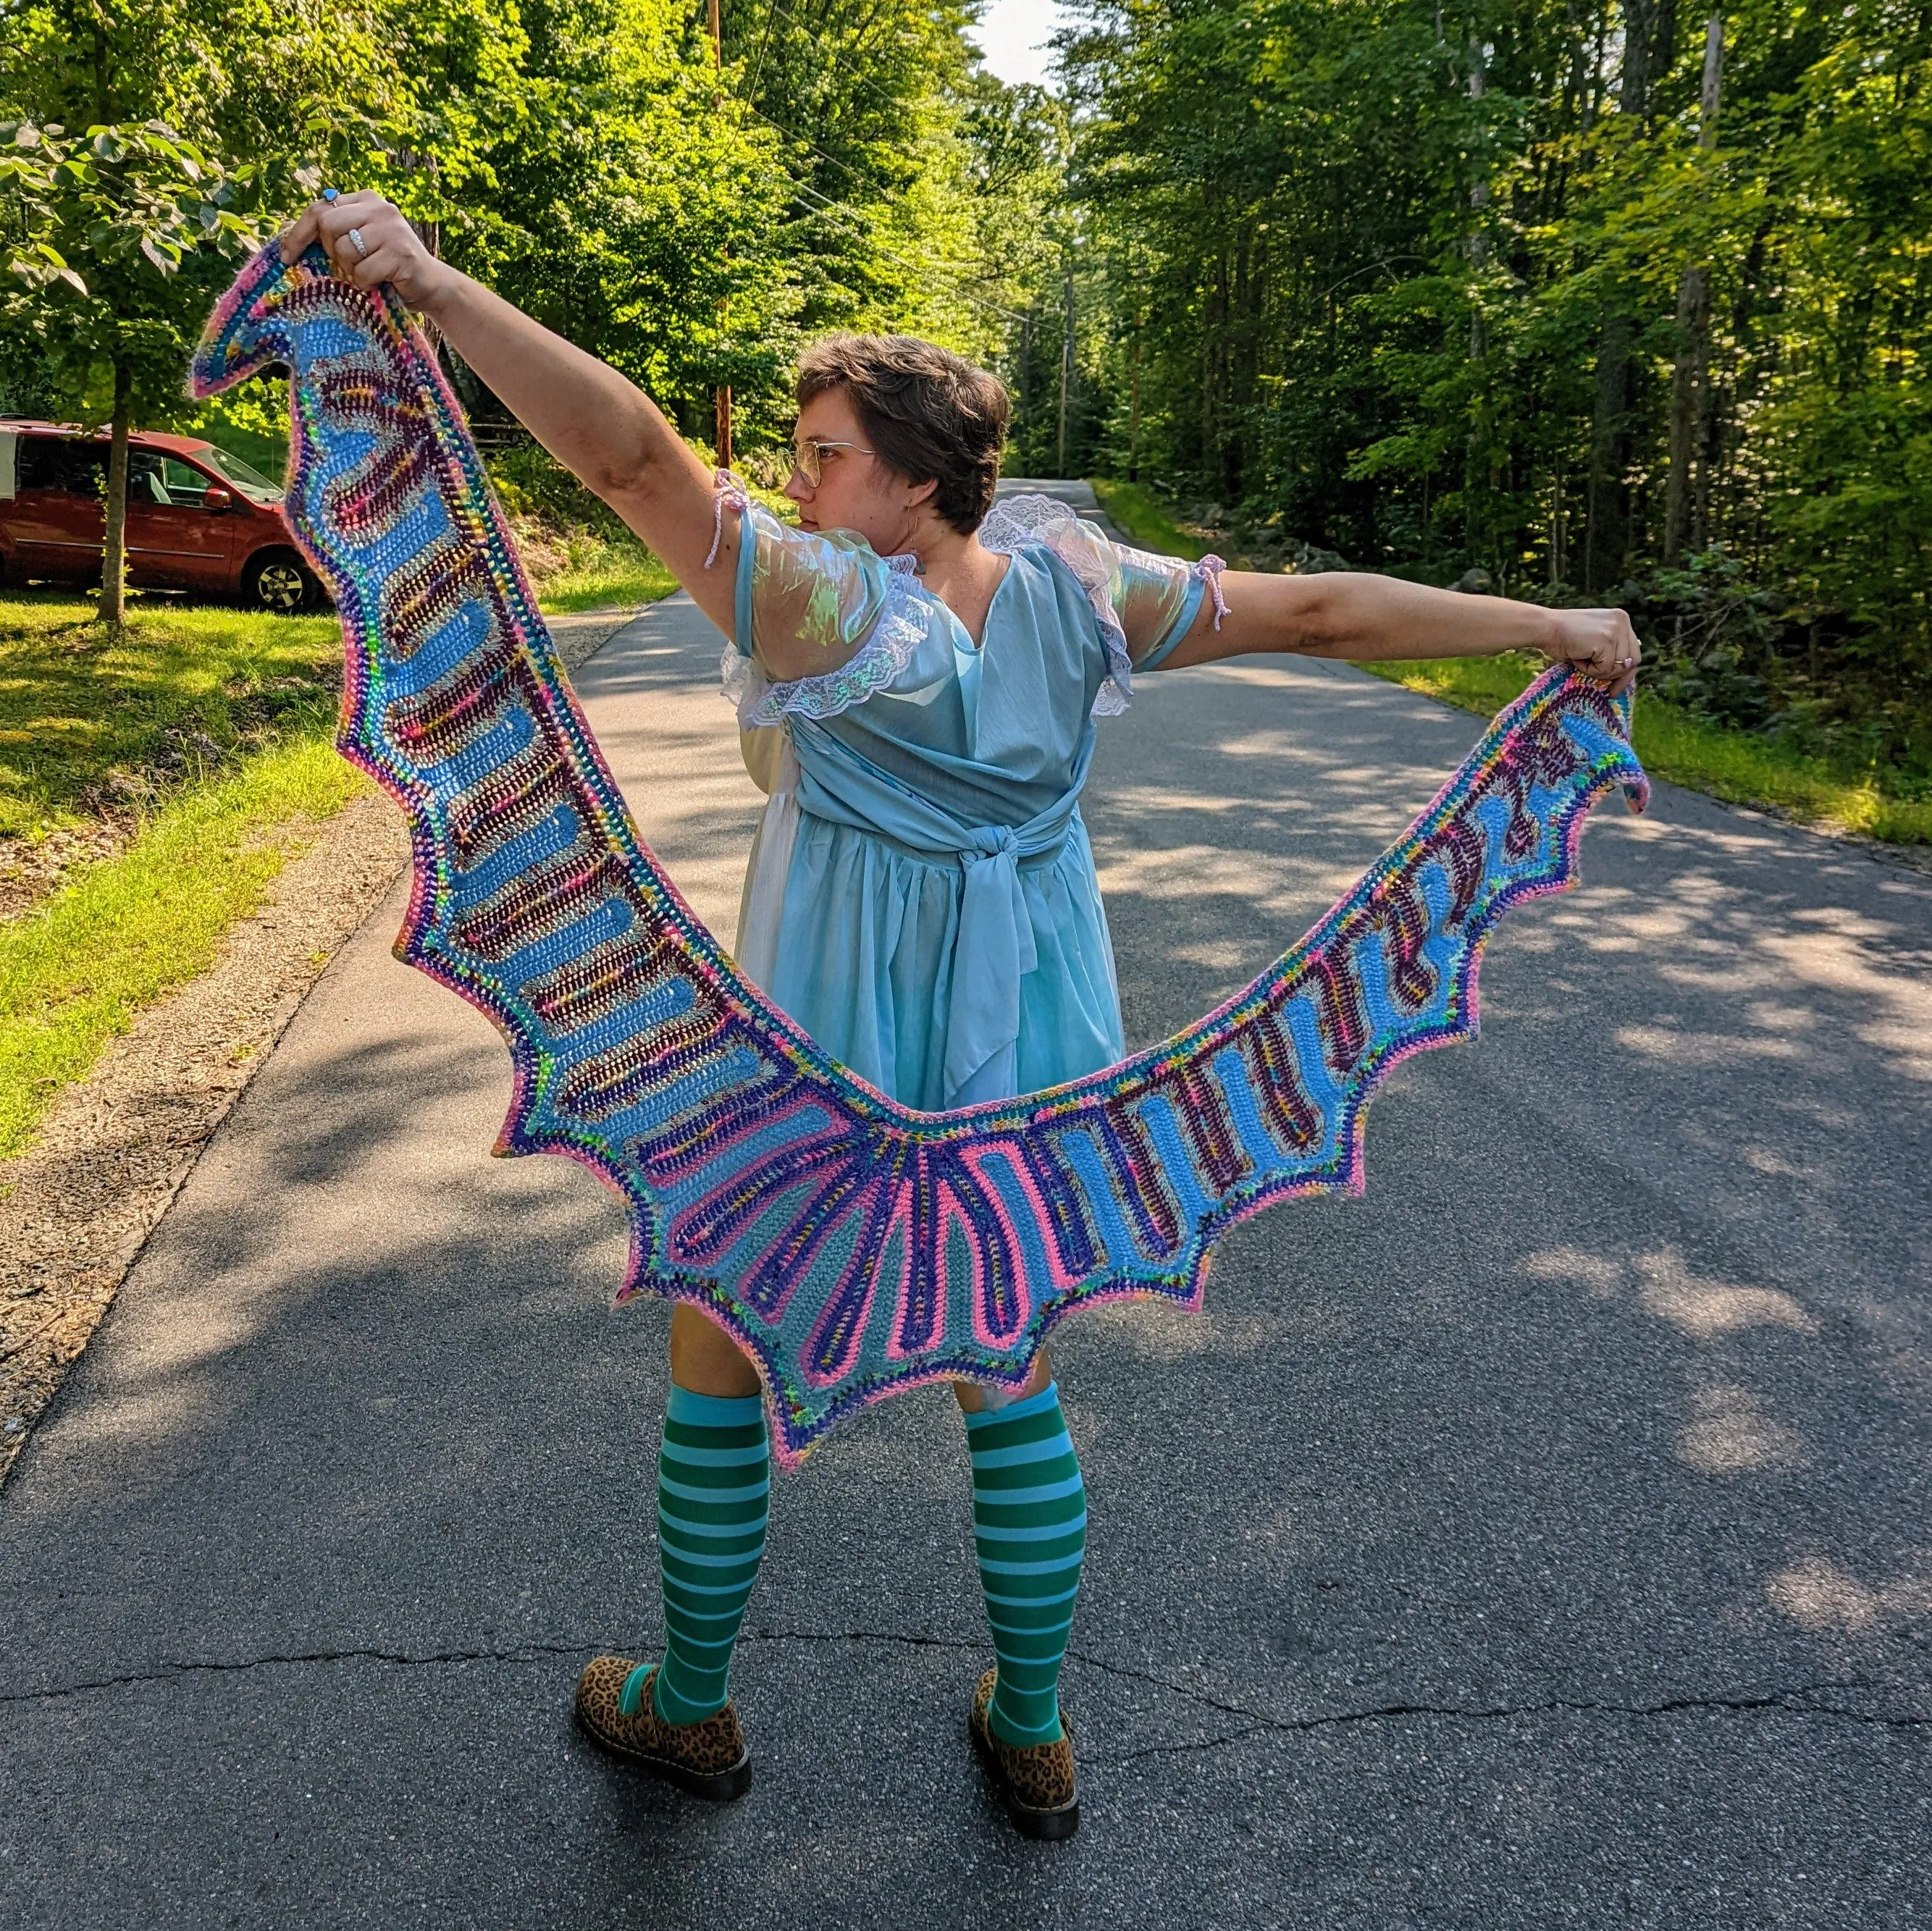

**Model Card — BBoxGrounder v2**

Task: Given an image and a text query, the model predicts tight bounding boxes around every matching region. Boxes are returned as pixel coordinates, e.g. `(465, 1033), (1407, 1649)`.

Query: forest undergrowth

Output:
(1091, 477), (1932, 851)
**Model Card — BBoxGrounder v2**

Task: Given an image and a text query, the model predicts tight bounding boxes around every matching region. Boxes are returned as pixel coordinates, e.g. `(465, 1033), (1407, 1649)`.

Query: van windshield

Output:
(199, 445), (282, 505)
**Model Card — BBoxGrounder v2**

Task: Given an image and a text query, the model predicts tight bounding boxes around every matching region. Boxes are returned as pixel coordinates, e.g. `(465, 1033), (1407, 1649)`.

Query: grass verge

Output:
(0, 593), (343, 840)
(0, 729), (361, 1156)
(532, 539), (678, 613)
(1088, 478), (1213, 560)
(1091, 476), (1931, 850)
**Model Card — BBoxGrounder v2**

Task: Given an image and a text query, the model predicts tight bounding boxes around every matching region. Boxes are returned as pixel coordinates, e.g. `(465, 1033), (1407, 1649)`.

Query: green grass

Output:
(1090, 476), (1931, 850)
(1368, 655), (1932, 846)
(0, 542), (681, 1156)
(0, 552), (673, 840)
(1088, 478), (1213, 560)
(0, 593), (343, 841)
(0, 728), (362, 1156)
(533, 538), (678, 613)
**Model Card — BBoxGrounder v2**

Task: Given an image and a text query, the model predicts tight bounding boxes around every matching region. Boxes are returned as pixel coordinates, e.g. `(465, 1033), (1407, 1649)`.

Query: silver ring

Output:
(347, 227), (368, 261)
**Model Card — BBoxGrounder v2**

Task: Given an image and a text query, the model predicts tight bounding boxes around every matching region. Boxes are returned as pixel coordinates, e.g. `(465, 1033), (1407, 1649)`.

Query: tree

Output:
(1, 117), (293, 622)
(1050, 0), (1932, 764)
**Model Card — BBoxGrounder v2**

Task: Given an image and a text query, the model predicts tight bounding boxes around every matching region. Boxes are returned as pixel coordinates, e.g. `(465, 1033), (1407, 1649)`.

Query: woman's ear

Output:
(904, 476), (938, 513)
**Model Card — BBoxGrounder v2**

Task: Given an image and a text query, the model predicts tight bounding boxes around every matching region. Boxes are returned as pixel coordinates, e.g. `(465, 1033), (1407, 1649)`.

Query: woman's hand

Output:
(1540, 606), (1642, 696)
(277, 191), (455, 314)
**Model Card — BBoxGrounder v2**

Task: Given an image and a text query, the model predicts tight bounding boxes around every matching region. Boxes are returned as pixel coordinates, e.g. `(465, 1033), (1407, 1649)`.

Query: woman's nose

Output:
(783, 470), (812, 504)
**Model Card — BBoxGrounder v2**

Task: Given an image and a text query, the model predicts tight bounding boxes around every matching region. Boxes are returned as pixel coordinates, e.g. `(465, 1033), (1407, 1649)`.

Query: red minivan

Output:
(0, 420), (327, 612)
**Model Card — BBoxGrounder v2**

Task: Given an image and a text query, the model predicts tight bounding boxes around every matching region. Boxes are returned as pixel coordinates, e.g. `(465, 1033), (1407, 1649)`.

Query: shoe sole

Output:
(574, 1699), (754, 1802)
(968, 1710), (1081, 1841)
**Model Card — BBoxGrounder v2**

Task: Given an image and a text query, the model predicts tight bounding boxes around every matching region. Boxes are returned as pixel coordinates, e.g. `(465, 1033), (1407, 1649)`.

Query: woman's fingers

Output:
(1551, 610), (1640, 685)
(277, 192), (403, 274)
(270, 193), (449, 311)
(347, 243), (410, 293)
(277, 203), (322, 264)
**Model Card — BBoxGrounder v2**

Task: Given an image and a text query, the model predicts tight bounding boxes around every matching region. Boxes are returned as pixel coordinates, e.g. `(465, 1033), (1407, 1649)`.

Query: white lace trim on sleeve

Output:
(978, 493), (1136, 715)
(718, 552), (927, 729)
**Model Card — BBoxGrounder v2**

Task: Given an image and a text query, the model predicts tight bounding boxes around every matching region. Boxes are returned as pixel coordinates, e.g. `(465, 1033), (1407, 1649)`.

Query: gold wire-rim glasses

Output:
(790, 437), (875, 488)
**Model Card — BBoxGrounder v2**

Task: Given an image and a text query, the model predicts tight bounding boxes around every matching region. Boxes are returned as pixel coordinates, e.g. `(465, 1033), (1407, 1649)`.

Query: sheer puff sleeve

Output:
(977, 493), (1227, 712)
(718, 487), (931, 731)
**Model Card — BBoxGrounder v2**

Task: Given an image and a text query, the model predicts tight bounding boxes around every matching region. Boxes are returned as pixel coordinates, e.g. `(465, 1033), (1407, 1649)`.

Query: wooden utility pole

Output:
(710, 0), (733, 471)
(1665, 9), (1723, 564)
(1057, 261), (1074, 477)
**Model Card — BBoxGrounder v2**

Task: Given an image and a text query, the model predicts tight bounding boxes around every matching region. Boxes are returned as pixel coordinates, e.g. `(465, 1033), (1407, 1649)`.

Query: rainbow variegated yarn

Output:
(192, 244), (1650, 1467)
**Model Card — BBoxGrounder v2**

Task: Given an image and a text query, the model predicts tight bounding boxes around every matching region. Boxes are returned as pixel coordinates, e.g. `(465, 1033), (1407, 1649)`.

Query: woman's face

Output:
(784, 387), (931, 552)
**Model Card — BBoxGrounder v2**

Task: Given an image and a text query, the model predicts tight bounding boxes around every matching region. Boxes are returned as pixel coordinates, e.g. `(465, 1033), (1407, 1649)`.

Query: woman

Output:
(278, 195), (1639, 1840)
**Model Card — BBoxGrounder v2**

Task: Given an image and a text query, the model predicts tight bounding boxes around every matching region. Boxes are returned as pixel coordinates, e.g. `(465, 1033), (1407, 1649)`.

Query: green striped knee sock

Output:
(965, 1380), (1086, 1748)
(623, 1383), (769, 1727)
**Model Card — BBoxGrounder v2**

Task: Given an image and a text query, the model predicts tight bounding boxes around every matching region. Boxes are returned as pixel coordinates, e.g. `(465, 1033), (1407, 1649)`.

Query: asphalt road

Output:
(4, 502), (1929, 1927)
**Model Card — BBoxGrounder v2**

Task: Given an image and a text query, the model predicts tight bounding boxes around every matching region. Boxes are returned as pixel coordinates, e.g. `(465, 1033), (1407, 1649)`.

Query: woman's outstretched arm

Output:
(277, 193), (740, 636)
(1155, 565), (1642, 695)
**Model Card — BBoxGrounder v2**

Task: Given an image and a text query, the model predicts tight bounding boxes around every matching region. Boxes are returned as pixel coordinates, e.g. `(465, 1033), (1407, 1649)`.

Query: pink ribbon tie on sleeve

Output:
(1195, 553), (1230, 631)
(706, 468), (752, 570)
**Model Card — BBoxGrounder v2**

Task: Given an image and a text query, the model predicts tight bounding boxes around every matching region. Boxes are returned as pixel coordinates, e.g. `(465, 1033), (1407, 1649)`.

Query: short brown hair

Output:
(796, 334), (1010, 534)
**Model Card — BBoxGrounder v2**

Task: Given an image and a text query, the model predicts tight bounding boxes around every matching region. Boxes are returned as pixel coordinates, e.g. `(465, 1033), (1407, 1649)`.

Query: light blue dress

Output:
(723, 494), (1212, 1114)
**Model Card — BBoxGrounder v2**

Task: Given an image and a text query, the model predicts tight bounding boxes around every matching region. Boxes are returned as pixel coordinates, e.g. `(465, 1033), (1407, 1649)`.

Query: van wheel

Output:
(242, 548), (325, 615)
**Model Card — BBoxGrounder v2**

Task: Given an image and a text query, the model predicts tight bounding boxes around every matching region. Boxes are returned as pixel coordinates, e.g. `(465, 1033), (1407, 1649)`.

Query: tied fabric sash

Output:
(790, 722), (1092, 1107)
(190, 244), (1650, 1468)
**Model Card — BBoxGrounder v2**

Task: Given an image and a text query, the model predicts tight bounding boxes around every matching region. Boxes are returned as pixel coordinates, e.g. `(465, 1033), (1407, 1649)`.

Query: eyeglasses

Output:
(789, 437), (874, 488)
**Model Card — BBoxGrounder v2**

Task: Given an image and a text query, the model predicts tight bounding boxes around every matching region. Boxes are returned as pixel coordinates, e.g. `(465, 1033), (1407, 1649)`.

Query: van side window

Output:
(15, 438), (68, 492)
(127, 452), (174, 507)
(20, 440), (109, 496)
(160, 457), (211, 507)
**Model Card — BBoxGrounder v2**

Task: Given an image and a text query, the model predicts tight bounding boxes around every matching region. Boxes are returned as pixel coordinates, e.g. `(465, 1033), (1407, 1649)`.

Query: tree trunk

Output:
(1467, 34), (1490, 561)
(1663, 266), (1708, 564)
(101, 358), (133, 628)
(1127, 333), (1142, 484)
(1665, 9), (1723, 565)
(1586, 0), (1679, 592)
(1585, 312), (1632, 592)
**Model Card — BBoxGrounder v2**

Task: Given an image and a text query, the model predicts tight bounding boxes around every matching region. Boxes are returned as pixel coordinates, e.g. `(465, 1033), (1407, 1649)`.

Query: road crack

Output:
(0, 1639), (596, 1704)
(1096, 1685), (1931, 1767)
(8, 1628), (1927, 1754)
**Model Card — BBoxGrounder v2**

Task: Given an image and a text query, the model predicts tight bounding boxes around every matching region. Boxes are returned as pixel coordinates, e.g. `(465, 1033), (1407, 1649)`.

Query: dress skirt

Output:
(767, 806), (1127, 1114)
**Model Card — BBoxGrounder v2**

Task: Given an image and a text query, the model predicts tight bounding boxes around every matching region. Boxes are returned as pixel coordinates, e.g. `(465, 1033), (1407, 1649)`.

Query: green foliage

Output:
(1041, 0), (1932, 772)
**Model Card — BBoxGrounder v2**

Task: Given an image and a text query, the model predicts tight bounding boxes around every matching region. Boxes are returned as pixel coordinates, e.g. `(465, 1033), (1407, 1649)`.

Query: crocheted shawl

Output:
(193, 245), (1650, 1468)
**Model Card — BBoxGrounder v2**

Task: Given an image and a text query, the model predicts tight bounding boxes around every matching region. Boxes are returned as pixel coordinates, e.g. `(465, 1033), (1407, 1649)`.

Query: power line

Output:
(742, 0), (948, 135)
(742, 0), (782, 106)
(730, 96), (1028, 324)
(718, 17), (1039, 332)
(784, 177), (1028, 322)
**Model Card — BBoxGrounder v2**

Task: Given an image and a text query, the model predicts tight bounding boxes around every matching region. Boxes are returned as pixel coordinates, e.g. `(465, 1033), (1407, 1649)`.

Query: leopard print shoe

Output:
(574, 1657), (752, 1801)
(968, 1665), (1080, 1840)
